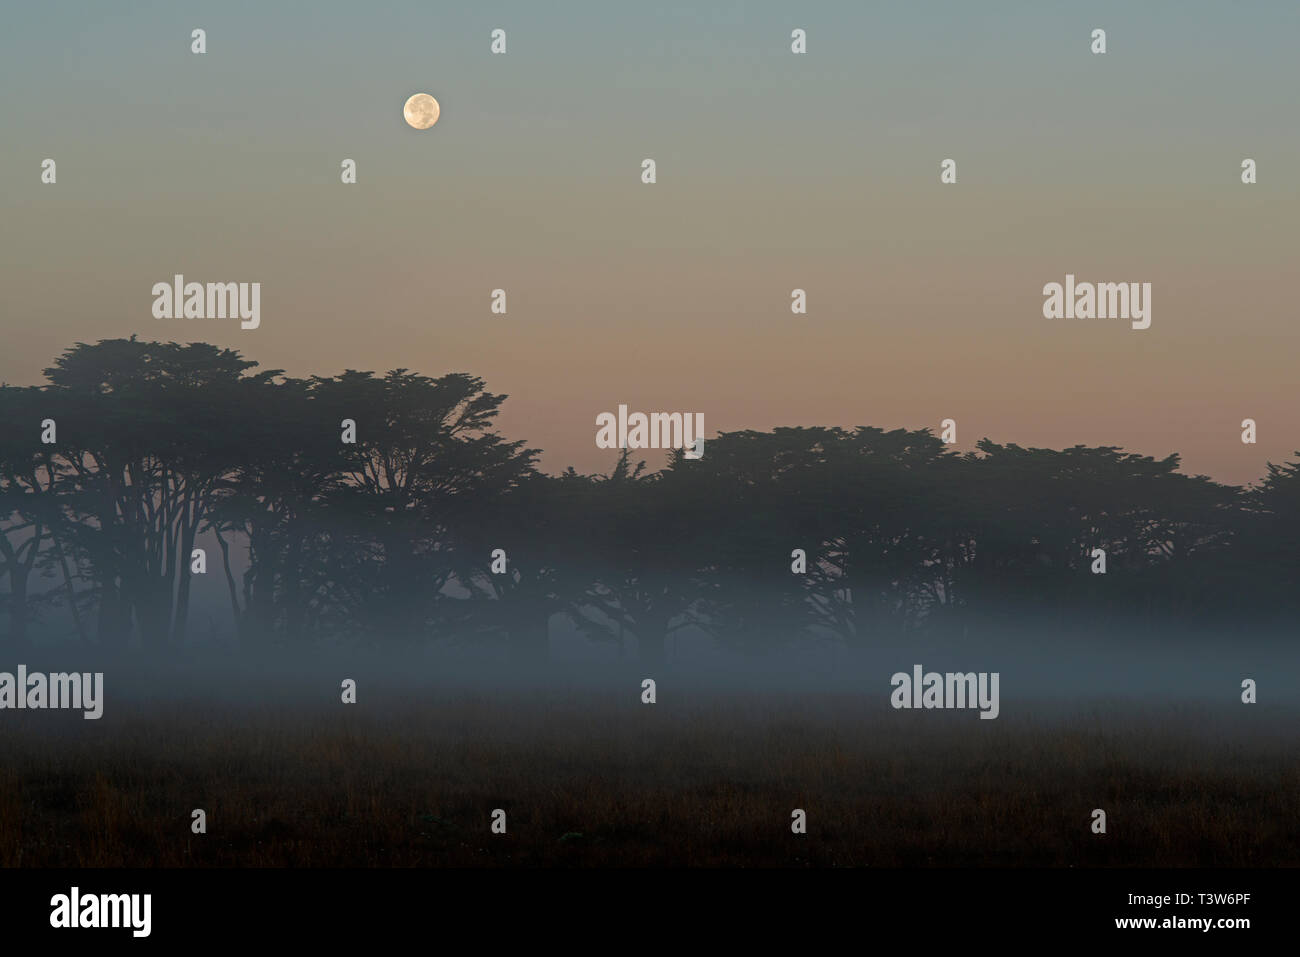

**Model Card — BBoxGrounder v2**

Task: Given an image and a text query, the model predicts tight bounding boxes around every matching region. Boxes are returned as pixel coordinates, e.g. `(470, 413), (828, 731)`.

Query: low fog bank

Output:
(4, 618), (1296, 717)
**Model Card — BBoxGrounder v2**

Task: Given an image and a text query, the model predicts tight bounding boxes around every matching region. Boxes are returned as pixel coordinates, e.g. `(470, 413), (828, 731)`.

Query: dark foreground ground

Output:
(1, 691), (1296, 867)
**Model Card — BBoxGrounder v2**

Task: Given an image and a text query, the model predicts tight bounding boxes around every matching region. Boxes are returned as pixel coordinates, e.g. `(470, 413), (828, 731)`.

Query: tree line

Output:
(1, 338), (1296, 661)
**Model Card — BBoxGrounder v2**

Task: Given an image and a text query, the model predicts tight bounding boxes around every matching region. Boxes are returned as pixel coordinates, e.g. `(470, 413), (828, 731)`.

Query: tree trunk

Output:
(172, 519), (198, 645)
(51, 536), (88, 645)
(214, 528), (244, 648)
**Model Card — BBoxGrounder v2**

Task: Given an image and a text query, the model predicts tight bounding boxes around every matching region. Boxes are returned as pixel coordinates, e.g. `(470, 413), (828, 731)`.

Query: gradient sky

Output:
(2, 1), (1297, 485)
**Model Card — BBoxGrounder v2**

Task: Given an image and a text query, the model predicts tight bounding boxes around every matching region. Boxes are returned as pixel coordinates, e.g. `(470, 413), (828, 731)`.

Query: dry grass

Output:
(1, 692), (1295, 867)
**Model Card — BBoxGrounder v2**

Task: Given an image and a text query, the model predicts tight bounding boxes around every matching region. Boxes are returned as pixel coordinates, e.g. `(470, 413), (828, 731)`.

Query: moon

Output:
(403, 93), (440, 130)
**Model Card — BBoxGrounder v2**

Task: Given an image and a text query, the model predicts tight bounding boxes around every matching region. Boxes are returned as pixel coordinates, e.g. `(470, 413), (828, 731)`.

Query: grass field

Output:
(1, 691), (1295, 867)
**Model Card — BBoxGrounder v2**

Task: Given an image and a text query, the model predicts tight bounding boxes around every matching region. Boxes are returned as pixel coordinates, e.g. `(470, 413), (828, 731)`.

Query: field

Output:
(1, 689), (1296, 867)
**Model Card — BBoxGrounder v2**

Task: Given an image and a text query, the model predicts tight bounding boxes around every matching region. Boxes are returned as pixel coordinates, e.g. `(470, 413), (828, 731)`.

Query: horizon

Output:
(3, 333), (1295, 487)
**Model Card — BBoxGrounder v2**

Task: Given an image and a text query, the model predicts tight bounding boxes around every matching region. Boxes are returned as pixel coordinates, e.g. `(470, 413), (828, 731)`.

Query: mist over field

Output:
(2, 340), (1298, 867)
(6, 616), (1300, 707)
(4, 630), (1297, 869)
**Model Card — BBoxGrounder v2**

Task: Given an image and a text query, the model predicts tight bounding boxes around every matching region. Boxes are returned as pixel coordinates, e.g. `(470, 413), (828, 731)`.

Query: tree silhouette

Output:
(0, 338), (1293, 657)
(307, 369), (537, 644)
(0, 385), (82, 648)
(38, 339), (269, 649)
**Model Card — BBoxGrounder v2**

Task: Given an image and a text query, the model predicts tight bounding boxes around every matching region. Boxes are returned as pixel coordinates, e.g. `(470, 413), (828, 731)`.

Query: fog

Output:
(6, 613), (1296, 720)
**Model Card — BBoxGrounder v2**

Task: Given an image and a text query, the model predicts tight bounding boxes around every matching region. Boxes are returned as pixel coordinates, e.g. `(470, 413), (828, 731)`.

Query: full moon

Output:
(403, 93), (440, 130)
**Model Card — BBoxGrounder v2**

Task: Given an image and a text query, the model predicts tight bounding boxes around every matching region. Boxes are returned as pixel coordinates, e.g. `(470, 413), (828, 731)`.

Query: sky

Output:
(1, 0), (1297, 485)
